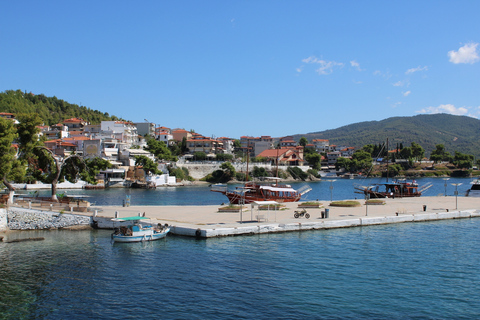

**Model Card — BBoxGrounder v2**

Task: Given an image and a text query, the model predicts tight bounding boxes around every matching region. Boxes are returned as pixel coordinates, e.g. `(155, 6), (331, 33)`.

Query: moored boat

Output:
(211, 179), (311, 204)
(111, 216), (170, 242)
(355, 179), (432, 199)
(466, 178), (480, 197)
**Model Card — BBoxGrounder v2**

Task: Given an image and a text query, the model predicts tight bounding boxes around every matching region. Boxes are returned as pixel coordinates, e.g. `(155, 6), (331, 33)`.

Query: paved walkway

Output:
(90, 196), (479, 229)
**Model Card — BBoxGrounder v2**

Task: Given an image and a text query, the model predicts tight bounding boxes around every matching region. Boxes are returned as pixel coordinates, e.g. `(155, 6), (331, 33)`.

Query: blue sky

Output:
(1, 1), (479, 139)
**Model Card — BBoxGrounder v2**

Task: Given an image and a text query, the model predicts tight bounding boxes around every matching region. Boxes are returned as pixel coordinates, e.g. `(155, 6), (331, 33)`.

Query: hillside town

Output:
(0, 112), (359, 189)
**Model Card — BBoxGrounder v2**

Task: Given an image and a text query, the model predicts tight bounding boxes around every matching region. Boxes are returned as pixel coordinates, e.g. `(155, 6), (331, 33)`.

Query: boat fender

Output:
(195, 229), (202, 238)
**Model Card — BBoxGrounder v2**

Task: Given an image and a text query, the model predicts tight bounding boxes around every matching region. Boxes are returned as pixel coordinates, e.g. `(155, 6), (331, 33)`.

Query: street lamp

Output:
(326, 179), (336, 201)
(442, 178), (450, 197)
(451, 183), (463, 210)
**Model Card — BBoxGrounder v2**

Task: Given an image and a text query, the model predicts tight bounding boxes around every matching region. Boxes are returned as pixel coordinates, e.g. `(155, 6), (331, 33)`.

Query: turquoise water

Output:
(1, 218), (480, 319)
(24, 177), (474, 206)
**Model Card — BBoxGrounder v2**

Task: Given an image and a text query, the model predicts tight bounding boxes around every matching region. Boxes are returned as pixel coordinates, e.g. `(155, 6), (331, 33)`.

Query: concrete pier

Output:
(87, 196), (480, 238)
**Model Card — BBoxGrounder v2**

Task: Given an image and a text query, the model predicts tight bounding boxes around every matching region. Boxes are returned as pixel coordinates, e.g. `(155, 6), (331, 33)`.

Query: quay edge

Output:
(170, 209), (480, 238)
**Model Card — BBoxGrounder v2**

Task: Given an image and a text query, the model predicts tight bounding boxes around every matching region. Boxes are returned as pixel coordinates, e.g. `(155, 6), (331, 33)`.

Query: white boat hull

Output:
(112, 228), (170, 243)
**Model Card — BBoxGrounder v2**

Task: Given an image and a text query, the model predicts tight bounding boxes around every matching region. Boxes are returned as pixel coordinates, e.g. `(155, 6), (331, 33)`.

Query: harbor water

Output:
(18, 177), (476, 206)
(1, 218), (480, 319)
(2, 176), (479, 319)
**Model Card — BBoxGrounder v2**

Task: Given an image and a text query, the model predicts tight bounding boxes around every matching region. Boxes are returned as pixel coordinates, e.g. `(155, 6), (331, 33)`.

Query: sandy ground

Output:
(89, 196), (480, 228)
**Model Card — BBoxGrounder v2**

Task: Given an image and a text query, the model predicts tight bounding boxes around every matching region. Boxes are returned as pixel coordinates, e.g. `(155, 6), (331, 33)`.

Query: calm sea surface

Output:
(1, 219), (480, 319)
(19, 177), (476, 206)
(2, 177), (479, 319)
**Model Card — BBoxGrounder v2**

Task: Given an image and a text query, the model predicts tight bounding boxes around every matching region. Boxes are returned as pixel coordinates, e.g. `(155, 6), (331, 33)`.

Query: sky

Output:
(1, 1), (479, 139)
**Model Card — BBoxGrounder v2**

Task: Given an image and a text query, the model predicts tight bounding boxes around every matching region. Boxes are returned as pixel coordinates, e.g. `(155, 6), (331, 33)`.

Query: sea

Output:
(1, 177), (479, 319)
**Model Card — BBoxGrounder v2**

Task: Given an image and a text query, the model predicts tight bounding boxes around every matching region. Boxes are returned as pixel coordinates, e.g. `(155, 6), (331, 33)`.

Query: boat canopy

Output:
(112, 216), (149, 222)
(260, 186), (297, 193)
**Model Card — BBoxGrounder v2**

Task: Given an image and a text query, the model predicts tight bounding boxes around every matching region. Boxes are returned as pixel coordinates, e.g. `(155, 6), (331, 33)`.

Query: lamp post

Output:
(443, 178), (450, 197)
(326, 179), (336, 201)
(451, 183), (462, 210)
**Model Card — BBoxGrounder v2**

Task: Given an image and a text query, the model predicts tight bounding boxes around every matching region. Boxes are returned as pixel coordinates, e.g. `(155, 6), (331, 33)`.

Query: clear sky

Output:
(1, 1), (479, 139)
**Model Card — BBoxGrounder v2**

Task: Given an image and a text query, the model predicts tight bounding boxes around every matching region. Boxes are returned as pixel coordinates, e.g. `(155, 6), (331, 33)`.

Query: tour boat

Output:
(111, 216), (170, 242)
(211, 179), (311, 204)
(355, 179), (432, 199)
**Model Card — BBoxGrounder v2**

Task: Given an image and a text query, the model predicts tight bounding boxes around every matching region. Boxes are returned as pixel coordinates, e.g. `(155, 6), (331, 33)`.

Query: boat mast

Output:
(386, 138), (389, 183)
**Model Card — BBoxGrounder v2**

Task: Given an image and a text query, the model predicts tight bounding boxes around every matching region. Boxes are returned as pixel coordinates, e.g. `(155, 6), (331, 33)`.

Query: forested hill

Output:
(294, 114), (480, 157)
(0, 89), (120, 125)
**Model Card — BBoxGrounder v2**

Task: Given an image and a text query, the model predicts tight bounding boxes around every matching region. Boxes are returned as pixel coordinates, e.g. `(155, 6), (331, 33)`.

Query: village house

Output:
(312, 139), (329, 153)
(279, 136), (296, 148)
(240, 135), (273, 157)
(172, 129), (192, 142)
(0, 112), (19, 124)
(63, 117), (89, 131)
(187, 135), (222, 156)
(257, 146), (305, 166)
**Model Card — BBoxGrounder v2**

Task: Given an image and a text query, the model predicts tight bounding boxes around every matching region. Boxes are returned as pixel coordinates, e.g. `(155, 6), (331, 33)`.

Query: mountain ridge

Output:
(293, 114), (480, 158)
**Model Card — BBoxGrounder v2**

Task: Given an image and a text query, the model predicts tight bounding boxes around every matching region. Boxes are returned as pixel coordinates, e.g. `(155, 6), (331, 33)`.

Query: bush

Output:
(287, 167), (308, 181)
(330, 201), (361, 207)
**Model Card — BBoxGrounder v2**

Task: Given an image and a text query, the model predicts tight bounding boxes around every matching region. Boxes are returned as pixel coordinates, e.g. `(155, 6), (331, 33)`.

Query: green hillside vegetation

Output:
(0, 89), (120, 125)
(295, 114), (480, 158)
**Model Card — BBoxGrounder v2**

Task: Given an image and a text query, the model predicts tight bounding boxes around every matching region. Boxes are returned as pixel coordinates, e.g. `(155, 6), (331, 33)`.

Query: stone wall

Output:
(6, 207), (91, 230)
(177, 162), (311, 180)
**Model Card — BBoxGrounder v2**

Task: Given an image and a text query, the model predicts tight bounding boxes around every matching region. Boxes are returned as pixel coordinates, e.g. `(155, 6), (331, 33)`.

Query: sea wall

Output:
(0, 209), (7, 231)
(171, 209), (480, 238)
(177, 162), (311, 180)
(6, 207), (91, 230)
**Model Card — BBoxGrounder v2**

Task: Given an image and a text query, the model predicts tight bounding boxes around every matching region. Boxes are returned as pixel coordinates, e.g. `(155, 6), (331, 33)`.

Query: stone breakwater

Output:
(6, 207), (91, 230)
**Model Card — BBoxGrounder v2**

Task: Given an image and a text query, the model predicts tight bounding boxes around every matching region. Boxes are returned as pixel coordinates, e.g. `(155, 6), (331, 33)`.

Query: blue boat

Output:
(111, 216), (170, 242)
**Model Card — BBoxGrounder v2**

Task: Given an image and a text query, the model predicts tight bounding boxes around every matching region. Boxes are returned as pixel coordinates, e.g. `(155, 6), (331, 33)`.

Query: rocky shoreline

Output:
(3, 207), (91, 231)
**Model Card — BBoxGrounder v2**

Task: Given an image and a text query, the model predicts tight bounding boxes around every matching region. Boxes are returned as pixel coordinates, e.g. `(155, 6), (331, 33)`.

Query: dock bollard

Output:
(321, 211), (325, 219)
(423, 205), (427, 212)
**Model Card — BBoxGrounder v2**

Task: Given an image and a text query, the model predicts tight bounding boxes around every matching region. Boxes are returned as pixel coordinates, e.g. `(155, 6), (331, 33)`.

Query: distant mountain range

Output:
(293, 114), (480, 158)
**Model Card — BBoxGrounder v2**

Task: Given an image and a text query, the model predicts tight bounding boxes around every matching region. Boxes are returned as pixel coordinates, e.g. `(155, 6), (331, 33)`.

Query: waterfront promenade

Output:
(91, 196), (480, 237)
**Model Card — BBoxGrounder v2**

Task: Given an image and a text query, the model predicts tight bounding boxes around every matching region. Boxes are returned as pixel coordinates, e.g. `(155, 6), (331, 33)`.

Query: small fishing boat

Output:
(466, 178), (480, 197)
(111, 216), (170, 242)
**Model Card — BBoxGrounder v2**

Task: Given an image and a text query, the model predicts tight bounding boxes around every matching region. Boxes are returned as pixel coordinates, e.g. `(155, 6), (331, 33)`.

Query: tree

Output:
(0, 117), (21, 203)
(82, 157), (112, 184)
(430, 144), (452, 163)
(453, 151), (474, 169)
(33, 147), (90, 200)
(135, 155), (160, 175)
(220, 162), (236, 180)
(362, 144), (375, 156)
(350, 150), (373, 172)
(335, 157), (351, 172)
(305, 153), (322, 170)
(216, 153), (233, 162)
(193, 151), (207, 161)
(252, 166), (268, 178)
(145, 138), (174, 161)
(15, 113), (43, 182)
(299, 137), (308, 147)
(410, 142), (425, 161)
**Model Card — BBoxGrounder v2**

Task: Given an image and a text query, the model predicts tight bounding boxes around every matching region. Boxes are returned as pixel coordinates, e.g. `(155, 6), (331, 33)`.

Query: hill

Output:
(294, 114), (480, 158)
(0, 89), (120, 125)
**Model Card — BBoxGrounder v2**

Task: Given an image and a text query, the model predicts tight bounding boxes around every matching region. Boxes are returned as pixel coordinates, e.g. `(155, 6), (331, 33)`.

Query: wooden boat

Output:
(355, 179), (432, 198)
(211, 179), (311, 204)
(111, 216), (170, 242)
